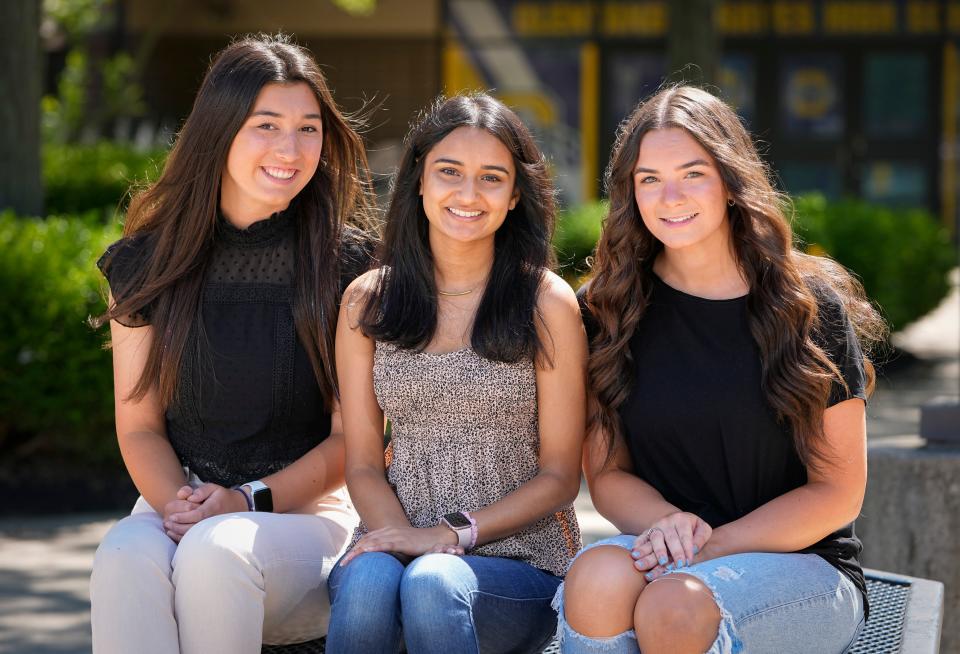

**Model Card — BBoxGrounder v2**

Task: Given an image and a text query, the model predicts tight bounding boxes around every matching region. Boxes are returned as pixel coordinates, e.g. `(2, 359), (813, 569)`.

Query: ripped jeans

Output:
(552, 535), (864, 654)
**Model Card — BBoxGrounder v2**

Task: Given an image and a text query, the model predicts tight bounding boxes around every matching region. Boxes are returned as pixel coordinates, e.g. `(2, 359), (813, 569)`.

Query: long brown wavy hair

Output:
(94, 33), (374, 410)
(585, 85), (886, 466)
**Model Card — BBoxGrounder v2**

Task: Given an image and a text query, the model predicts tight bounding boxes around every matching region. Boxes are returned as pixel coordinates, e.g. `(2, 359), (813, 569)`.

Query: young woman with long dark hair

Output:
(327, 94), (586, 653)
(89, 34), (374, 653)
(555, 86), (886, 654)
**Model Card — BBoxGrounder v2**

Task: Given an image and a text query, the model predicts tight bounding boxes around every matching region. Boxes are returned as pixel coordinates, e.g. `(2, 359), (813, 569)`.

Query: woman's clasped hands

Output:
(631, 511), (712, 581)
(162, 483), (249, 542)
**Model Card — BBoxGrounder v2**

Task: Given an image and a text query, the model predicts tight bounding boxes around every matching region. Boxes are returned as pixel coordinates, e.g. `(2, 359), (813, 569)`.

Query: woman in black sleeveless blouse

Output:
(555, 87), (886, 654)
(89, 34), (374, 653)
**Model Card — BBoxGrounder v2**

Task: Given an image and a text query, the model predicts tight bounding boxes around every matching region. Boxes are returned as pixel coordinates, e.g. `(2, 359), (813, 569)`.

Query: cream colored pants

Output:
(90, 480), (357, 654)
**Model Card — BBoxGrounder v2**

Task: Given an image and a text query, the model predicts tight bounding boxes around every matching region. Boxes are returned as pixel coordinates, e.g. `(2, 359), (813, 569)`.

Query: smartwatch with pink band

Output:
(440, 511), (477, 550)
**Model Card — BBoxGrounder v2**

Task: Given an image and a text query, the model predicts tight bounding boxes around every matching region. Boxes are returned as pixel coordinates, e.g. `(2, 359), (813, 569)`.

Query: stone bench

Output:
(261, 568), (945, 653)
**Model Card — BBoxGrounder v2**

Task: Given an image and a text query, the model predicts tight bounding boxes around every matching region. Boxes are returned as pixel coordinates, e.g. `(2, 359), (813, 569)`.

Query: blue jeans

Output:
(326, 551), (561, 654)
(554, 535), (865, 654)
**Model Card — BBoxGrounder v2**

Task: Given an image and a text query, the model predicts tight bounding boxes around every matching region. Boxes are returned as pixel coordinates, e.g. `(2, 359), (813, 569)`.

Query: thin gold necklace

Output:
(438, 273), (488, 297)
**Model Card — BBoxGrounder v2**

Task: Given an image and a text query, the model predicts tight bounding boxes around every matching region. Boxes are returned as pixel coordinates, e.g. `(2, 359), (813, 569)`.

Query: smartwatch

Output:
(241, 480), (273, 512)
(440, 511), (474, 549)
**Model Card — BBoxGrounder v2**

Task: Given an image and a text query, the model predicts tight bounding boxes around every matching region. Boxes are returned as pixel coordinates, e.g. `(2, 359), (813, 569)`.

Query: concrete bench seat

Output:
(261, 568), (944, 654)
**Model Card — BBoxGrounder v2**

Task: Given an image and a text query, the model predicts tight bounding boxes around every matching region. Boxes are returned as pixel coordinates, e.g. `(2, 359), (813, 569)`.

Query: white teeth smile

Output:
(263, 167), (296, 180)
(448, 207), (483, 218)
(662, 213), (697, 223)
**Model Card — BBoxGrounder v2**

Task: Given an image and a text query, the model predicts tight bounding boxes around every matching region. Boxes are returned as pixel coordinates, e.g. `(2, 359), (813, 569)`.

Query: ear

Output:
(509, 189), (520, 210)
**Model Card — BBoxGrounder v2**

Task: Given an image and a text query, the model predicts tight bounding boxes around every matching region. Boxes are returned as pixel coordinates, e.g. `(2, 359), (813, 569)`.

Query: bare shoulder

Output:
(341, 267), (384, 327)
(537, 270), (582, 324)
(535, 270), (587, 362)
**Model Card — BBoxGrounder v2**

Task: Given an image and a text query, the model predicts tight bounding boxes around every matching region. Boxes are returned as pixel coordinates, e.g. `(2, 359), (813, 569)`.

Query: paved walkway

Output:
(1, 272), (957, 654)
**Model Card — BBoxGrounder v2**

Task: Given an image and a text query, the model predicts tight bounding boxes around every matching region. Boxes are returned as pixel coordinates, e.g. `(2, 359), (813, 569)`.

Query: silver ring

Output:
(643, 526), (664, 541)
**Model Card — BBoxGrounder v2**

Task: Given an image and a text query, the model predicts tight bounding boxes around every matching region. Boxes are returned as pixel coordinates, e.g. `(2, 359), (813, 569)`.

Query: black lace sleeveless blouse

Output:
(98, 211), (373, 487)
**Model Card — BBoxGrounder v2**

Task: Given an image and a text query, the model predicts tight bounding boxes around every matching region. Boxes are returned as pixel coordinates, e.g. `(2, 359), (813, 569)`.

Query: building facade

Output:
(125, 0), (959, 228)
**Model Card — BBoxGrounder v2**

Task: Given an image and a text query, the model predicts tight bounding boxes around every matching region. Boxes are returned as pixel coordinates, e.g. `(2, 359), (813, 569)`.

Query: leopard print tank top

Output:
(349, 341), (581, 577)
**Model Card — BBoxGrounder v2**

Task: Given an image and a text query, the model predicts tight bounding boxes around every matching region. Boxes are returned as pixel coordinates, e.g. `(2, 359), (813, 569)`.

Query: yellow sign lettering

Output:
(772, 1), (815, 34)
(823, 1), (896, 33)
(601, 1), (666, 36)
(512, 2), (594, 37)
(717, 2), (769, 34)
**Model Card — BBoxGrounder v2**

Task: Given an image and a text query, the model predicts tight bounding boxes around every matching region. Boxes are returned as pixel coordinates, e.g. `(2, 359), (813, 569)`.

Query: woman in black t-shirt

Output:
(555, 86), (885, 654)
(89, 35), (374, 653)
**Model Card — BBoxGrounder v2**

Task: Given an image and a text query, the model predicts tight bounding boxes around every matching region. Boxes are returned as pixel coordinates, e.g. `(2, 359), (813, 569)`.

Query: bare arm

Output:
(701, 398), (867, 559)
(109, 304), (189, 513)
(628, 397), (868, 575)
(255, 404), (347, 513)
(583, 413), (680, 536)
(336, 273), (412, 531)
(466, 272), (586, 545)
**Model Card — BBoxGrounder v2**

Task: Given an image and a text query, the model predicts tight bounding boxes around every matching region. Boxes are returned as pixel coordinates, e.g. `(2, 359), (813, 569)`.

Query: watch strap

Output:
(231, 484), (253, 511)
(464, 511), (478, 550)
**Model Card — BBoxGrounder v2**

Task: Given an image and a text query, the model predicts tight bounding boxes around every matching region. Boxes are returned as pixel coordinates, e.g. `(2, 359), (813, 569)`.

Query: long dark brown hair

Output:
(94, 33), (374, 409)
(585, 85), (886, 466)
(359, 93), (557, 363)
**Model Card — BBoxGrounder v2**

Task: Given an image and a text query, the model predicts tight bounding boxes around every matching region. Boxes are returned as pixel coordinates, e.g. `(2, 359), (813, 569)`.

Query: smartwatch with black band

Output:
(241, 480), (273, 512)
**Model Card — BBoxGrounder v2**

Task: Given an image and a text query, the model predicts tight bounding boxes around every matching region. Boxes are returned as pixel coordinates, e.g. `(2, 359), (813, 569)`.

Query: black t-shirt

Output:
(581, 273), (868, 609)
(98, 211), (374, 487)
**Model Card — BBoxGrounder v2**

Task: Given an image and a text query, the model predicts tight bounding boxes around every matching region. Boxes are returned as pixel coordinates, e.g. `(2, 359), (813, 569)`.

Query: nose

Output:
(455, 177), (478, 203)
(274, 130), (300, 161)
(660, 180), (685, 206)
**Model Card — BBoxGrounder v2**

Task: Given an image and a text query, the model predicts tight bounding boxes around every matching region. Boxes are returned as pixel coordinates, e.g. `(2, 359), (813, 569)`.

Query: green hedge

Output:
(554, 201), (606, 284)
(0, 211), (120, 465)
(792, 194), (955, 332)
(43, 142), (165, 216)
(555, 196), (955, 332)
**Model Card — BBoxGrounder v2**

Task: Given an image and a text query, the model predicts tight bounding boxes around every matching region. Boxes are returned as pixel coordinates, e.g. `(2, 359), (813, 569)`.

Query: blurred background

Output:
(0, 1), (958, 652)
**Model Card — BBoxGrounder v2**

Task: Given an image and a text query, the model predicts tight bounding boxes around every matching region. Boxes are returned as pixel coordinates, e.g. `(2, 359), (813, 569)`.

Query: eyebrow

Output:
(634, 159), (711, 174)
(250, 110), (323, 120)
(434, 157), (511, 176)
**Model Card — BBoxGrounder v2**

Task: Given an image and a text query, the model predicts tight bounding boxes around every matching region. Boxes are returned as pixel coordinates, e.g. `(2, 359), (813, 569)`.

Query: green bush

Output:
(43, 141), (165, 215)
(554, 201), (606, 283)
(792, 194), (955, 331)
(0, 211), (120, 466)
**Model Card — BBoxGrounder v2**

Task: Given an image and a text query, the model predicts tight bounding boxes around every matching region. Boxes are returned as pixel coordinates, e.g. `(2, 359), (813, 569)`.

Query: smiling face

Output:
(419, 126), (519, 247)
(220, 82), (323, 225)
(633, 127), (732, 255)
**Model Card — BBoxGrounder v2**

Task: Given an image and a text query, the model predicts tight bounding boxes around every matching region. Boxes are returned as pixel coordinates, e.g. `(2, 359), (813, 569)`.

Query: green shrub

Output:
(0, 211), (121, 466)
(43, 141), (165, 215)
(554, 201), (606, 283)
(792, 194), (955, 331)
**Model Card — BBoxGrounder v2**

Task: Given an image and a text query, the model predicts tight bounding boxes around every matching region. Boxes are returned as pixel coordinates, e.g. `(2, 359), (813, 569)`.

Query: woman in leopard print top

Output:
(327, 94), (586, 654)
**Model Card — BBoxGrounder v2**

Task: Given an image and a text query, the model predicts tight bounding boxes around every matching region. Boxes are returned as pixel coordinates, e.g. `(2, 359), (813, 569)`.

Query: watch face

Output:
(252, 487), (273, 512)
(444, 512), (471, 529)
